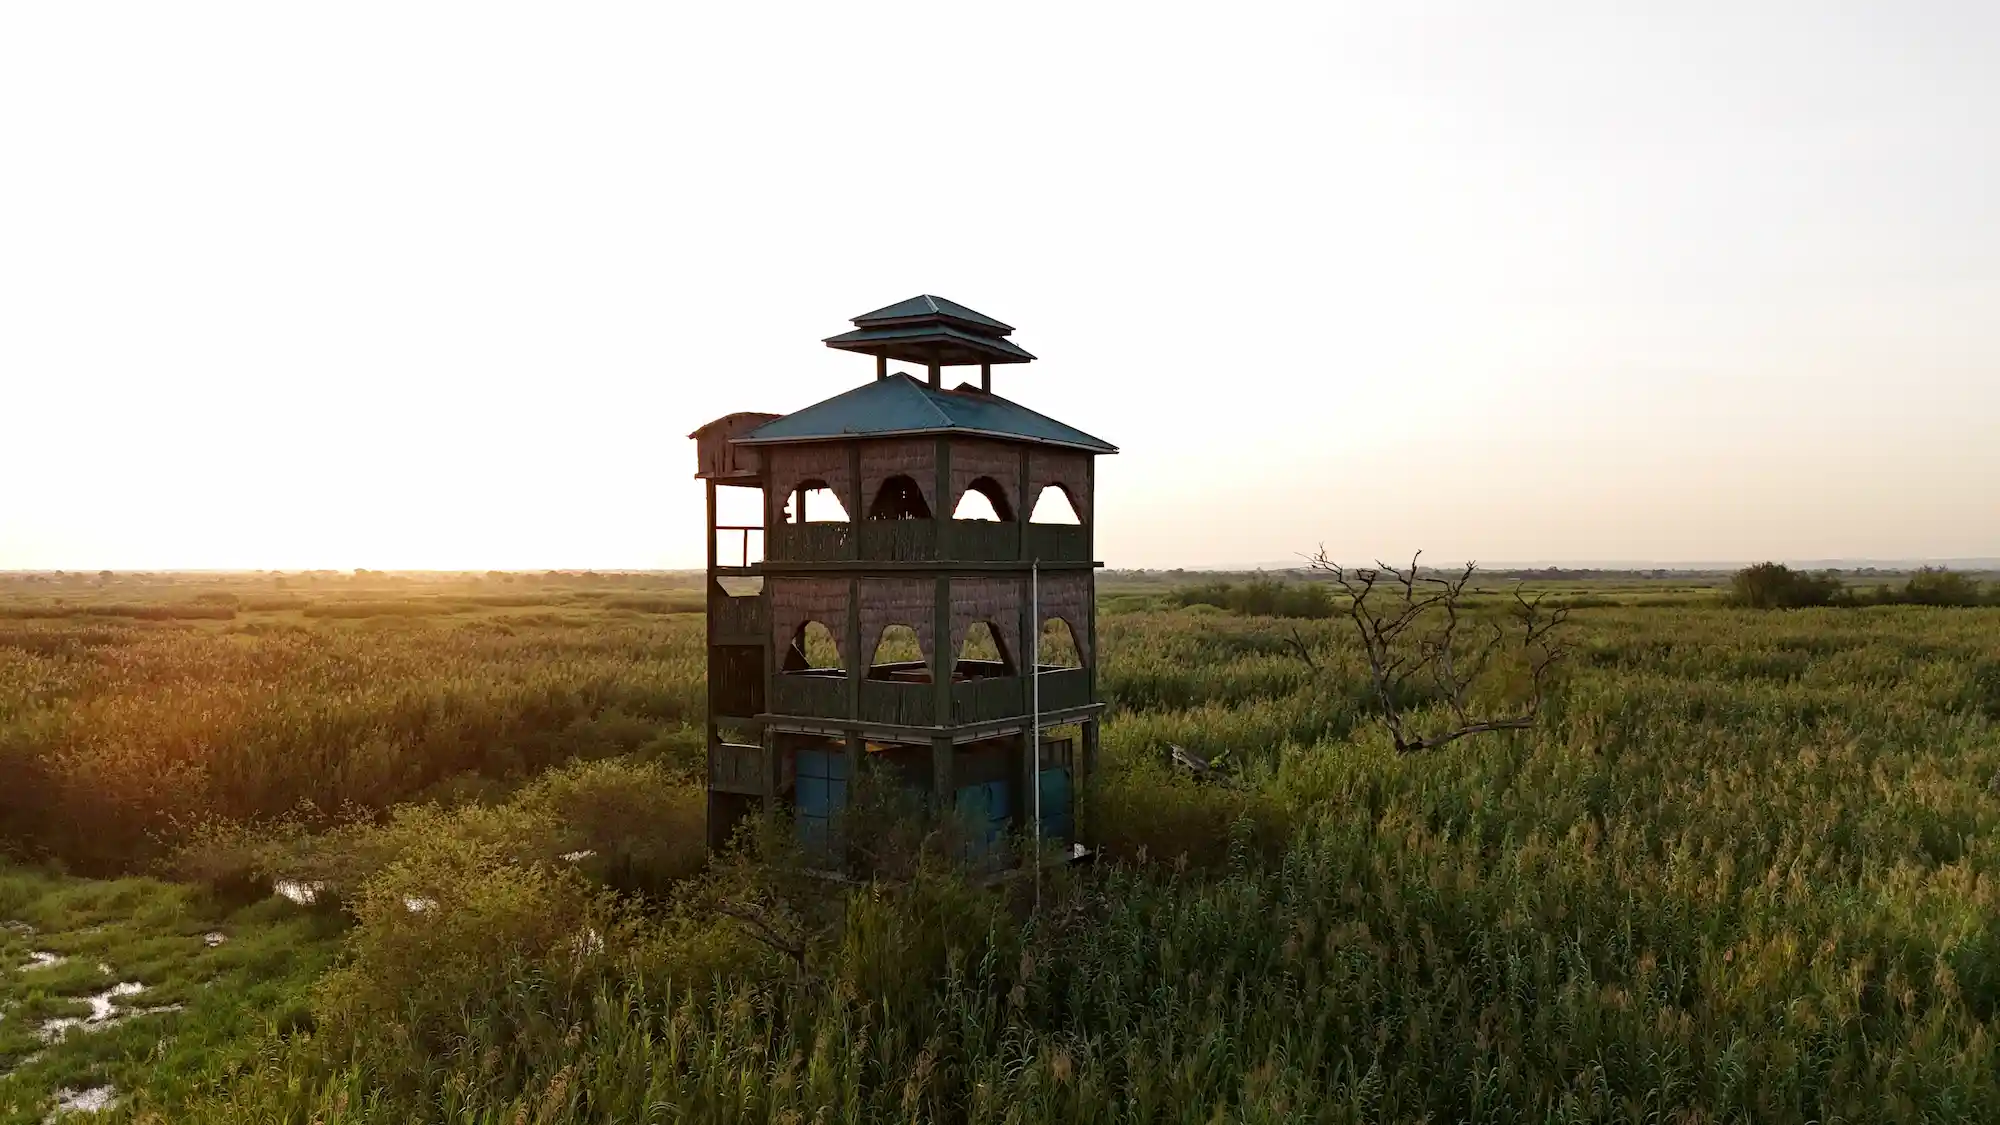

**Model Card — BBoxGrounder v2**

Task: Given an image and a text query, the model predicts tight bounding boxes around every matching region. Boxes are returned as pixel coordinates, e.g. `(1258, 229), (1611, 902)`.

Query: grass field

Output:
(1, 570), (1998, 1121)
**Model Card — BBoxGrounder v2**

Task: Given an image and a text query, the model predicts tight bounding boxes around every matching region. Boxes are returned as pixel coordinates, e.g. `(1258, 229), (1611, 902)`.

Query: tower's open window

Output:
(956, 621), (1013, 680)
(782, 620), (844, 673)
(952, 478), (1014, 522)
(1029, 485), (1081, 525)
(786, 479), (849, 523)
(868, 624), (928, 682)
(1035, 618), (1083, 670)
(868, 475), (932, 520)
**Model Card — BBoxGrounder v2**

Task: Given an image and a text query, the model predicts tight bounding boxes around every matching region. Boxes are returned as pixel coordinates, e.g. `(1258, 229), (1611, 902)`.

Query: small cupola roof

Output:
(823, 295), (1035, 366)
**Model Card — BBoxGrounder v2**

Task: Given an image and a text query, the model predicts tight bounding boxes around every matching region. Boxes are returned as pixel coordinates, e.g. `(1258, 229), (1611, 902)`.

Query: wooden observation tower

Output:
(690, 295), (1115, 861)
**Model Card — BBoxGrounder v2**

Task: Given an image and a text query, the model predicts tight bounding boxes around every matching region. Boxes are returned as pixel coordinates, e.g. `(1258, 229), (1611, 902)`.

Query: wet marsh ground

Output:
(0, 869), (340, 1123)
(1, 569), (1998, 1121)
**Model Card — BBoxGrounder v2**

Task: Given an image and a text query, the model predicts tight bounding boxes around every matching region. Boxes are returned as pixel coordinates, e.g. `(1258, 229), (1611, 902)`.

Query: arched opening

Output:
(1034, 617), (1082, 670)
(951, 478), (1014, 522)
(868, 623), (927, 682)
(868, 475), (932, 520)
(956, 621), (1013, 678)
(1029, 485), (1081, 525)
(782, 620), (844, 673)
(786, 480), (849, 523)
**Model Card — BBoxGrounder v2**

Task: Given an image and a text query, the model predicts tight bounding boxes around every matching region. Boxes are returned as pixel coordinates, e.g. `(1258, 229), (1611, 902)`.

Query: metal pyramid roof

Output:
(852, 295), (1014, 334)
(735, 374), (1116, 453)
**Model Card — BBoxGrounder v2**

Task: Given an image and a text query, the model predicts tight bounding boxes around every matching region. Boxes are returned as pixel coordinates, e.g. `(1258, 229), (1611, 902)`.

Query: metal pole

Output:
(1031, 559), (1041, 912)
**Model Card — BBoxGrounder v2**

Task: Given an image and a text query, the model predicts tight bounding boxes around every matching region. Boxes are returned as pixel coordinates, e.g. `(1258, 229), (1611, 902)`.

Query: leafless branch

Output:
(1281, 623), (1319, 672)
(717, 901), (812, 979)
(1304, 547), (1570, 754)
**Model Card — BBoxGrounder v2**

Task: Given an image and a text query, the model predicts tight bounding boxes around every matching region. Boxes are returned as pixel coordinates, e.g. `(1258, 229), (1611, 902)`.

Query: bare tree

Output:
(1305, 549), (1571, 753)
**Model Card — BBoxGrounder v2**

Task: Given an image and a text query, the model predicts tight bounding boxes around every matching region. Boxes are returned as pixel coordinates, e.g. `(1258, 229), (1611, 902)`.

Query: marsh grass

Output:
(5, 574), (2000, 1121)
(0, 609), (704, 871)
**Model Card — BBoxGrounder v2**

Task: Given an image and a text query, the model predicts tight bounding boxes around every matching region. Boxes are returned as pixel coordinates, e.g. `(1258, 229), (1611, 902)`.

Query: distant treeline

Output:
(1167, 578), (1338, 619)
(1729, 563), (1999, 609)
(0, 590), (706, 622)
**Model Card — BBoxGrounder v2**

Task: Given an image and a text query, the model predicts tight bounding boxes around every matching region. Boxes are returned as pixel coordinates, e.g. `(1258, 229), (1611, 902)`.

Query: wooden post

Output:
(758, 449), (779, 815)
(932, 733), (954, 812)
(980, 363), (991, 392)
(1081, 719), (1099, 834)
(1015, 445), (1031, 562)
(845, 731), (864, 868)
(1015, 569), (1033, 712)
(1084, 456), (1097, 707)
(934, 437), (952, 559)
(932, 574), (952, 727)
(705, 479), (717, 572)
(846, 444), (863, 560)
(1016, 728), (1034, 835)
(846, 576), (862, 723)
(704, 477), (718, 849)
(928, 363), (941, 389)
(876, 355), (888, 380)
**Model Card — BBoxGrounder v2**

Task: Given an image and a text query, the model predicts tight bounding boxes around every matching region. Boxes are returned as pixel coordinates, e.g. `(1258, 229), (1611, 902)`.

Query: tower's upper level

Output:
(691, 297), (1114, 568)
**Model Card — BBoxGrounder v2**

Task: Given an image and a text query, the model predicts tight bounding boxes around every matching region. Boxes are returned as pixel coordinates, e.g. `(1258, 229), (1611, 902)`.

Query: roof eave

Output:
(824, 340), (1036, 365)
(732, 426), (1116, 455)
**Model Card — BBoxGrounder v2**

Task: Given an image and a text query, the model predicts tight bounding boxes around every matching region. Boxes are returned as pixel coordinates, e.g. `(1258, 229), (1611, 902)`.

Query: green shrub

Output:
(1902, 566), (1986, 607)
(1726, 562), (1842, 609)
(515, 759), (707, 895)
(312, 838), (622, 1067)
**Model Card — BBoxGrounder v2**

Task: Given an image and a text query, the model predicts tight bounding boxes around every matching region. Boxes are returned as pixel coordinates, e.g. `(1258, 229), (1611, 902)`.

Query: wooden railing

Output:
(1034, 668), (1092, 713)
(759, 518), (1089, 564)
(949, 520), (1018, 562)
(859, 680), (935, 726)
(769, 673), (850, 718)
(713, 526), (764, 567)
(858, 520), (938, 561)
(767, 669), (1091, 728)
(766, 522), (852, 562)
(1025, 523), (1089, 563)
(952, 676), (1027, 725)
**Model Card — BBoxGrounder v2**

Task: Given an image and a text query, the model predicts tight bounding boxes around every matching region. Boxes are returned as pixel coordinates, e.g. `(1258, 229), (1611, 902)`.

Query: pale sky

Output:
(3, 3), (1996, 571)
